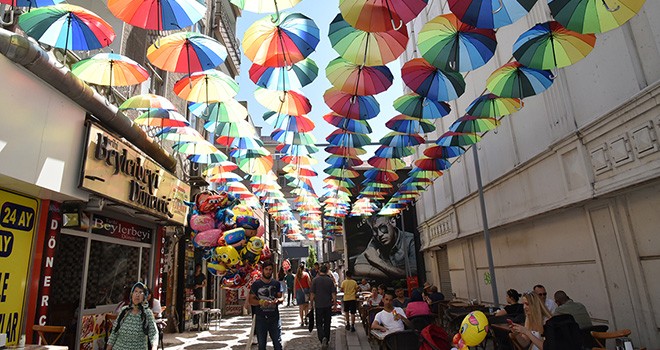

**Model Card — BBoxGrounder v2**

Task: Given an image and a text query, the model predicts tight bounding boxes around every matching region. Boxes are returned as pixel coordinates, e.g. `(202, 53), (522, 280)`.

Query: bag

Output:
(543, 314), (582, 350)
(419, 324), (451, 350)
(306, 309), (315, 332)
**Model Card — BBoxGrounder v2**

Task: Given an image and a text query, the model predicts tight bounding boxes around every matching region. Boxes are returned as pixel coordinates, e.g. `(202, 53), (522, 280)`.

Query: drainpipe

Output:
(0, 28), (177, 173)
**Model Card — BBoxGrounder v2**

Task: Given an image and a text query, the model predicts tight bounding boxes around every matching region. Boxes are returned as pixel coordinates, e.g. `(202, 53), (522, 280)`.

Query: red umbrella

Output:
(339, 0), (428, 32)
(323, 88), (380, 120)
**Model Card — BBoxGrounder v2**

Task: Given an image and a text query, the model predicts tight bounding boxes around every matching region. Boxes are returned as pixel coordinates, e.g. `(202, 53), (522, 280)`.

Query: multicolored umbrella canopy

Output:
(239, 155), (274, 175)
(423, 144), (466, 158)
(329, 13), (408, 66)
(272, 130), (317, 145)
(323, 167), (360, 178)
(448, 0), (538, 29)
(249, 58), (318, 90)
(147, 32), (228, 74)
(325, 145), (366, 157)
(548, 0), (646, 34)
(323, 113), (372, 134)
(436, 131), (481, 146)
(380, 131), (425, 147)
(323, 88), (380, 120)
(155, 126), (204, 142)
(386, 114), (436, 134)
(173, 70), (239, 103)
(513, 21), (596, 70)
(263, 112), (315, 132)
(486, 61), (554, 98)
(72, 53), (148, 88)
(326, 130), (372, 148)
(449, 115), (501, 133)
(339, 0), (428, 32)
(134, 109), (190, 127)
(417, 13), (497, 72)
(374, 145), (415, 158)
(325, 57), (393, 96)
(243, 12), (320, 67)
(466, 93), (523, 117)
(192, 99), (248, 124)
(368, 156), (406, 170)
(19, 4), (115, 51)
(120, 94), (177, 110)
(401, 58), (466, 101)
(393, 93), (451, 119)
(325, 154), (364, 168)
(364, 168), (399, 182)
(230, 0), (301, 14)
(254, 88), (312, 115)
(1, 0), (62, 9)
(107, 0), (206, 31)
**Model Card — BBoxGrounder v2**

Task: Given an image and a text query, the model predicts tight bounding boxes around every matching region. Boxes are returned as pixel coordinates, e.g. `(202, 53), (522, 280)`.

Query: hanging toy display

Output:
(187, 190), (266, 289)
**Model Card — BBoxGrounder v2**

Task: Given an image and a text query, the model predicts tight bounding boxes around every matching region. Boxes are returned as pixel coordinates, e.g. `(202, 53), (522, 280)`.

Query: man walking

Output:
(310, 265), (337, 349)
(284, 269), (295, 306)
(249, 261), (284, 350)
(340, 270), (359, 332)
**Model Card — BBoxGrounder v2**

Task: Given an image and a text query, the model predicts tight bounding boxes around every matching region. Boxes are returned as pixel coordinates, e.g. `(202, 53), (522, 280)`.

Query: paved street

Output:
(162, 305), (373, 350)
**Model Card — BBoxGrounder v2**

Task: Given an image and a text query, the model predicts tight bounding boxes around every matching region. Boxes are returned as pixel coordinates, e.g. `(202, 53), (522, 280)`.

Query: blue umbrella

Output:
(249, 58), (319, 90)
(393, 93), (451, 119)
(323, 113), (372, 133)
(448, 0), (538, 29)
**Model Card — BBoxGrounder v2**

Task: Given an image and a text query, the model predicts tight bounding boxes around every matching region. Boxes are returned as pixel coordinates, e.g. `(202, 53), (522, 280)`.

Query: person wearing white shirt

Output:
(371, 291), (409, 333)
(533, 284), (557, 314)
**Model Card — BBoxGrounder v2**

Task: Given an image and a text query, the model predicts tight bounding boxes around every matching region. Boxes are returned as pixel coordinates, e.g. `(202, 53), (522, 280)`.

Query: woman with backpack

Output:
(511, 292), (552, 350)
(107, 282), (158, 350)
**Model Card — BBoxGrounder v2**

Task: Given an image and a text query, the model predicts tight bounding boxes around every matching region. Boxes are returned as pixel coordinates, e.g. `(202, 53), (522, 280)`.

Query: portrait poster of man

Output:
(346, 210), (420, 281)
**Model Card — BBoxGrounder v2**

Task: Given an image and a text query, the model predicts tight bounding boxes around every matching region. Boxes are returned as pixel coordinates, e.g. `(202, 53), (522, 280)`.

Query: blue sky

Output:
(234, 1), (404, 196)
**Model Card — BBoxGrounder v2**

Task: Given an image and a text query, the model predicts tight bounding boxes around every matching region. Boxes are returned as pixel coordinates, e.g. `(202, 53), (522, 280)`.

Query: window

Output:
(84, 240), (141, 309)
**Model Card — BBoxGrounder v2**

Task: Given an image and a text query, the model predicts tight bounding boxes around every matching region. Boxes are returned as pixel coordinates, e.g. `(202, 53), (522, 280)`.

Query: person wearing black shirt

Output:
(192, 264), (206, 307)
(310, 265), (337, 350)
(249, 261), (284, 350)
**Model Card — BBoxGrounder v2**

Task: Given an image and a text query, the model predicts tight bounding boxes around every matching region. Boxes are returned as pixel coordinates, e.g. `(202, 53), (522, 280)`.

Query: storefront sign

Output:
(35, 202), (61, 330)
(80, 122), (190, 225)
(0, 189), (38, 346)
(91, 214), (151, 244)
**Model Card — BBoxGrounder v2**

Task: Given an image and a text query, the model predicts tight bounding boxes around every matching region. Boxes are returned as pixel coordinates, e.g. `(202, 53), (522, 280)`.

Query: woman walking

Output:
(293, 265), (311, 327)
(107, 282), (158, 350)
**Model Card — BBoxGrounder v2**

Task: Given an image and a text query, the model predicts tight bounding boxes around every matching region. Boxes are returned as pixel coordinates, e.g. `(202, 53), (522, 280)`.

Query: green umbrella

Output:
(449, 115), (501, 133)
(548, 0), (647, 34)
(466, 94), (522, 117)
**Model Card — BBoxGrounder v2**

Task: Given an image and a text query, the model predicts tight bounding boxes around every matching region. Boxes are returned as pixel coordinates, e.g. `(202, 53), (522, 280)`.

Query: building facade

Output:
(404, 1), (660, 347)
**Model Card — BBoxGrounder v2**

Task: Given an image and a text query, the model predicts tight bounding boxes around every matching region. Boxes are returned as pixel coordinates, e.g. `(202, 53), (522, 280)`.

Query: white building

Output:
(403, 1), (660, 346)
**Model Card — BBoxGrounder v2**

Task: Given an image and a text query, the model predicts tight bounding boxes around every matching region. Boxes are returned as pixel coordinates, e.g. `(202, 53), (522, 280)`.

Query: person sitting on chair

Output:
(553, 291), (592, 329)
(371, 291), (409, 334)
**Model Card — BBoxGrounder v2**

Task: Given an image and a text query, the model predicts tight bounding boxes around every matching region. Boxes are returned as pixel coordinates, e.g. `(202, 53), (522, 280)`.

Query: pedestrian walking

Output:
(310, 265), (336, 349)
(107, 282), (158, 350)
(340, 270), (359, 332)
(294, 265), (312, 327)
(249, 261), (284, 350)
(284, 269), (295, 306)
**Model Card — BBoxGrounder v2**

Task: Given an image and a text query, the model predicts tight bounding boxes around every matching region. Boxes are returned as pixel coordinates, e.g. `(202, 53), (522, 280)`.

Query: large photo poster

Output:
(346, 209), (420, 281)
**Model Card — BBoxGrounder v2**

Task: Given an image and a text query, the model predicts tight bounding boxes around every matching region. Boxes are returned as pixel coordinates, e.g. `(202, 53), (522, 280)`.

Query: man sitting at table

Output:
(553, 290), (593, 329)
(371, 291), (409, 334)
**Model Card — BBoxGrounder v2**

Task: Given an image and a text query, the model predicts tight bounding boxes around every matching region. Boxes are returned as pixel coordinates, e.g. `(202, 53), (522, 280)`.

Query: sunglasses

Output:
(537, 292), (547, 296)
(372, 224), (389, 234)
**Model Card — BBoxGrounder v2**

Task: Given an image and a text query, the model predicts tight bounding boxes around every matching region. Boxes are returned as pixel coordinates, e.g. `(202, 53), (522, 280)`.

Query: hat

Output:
(423, 282), (433, 290)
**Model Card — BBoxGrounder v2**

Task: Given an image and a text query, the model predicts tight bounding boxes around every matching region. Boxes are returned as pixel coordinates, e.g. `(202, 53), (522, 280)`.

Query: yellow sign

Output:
(80, 122), (190, 225)
(0, 189), (38, 346)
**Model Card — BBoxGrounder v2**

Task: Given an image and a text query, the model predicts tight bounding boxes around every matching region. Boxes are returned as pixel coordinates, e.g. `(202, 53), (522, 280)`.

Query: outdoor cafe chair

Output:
(580, 325), (608, 348)
(383, 330), (421, 350)
(32, 325), (66, 345)
(408, 315), (435, 332)
(590, 328), (646, 350)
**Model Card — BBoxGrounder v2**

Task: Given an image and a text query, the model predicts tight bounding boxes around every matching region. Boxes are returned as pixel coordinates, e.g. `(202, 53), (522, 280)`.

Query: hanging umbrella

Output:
(323, 167), (360, 178)
(173, 139), (226, 157)
(325, 57), (393, 96)
(486, 61), (554, 98)
(155, 126), (204, 142)
(323, 88), (380, 120)
(414, 157), (452, 171)
(120, 94), (177, 110)
(326, 130), (372, 148)
(329, 13), (408, 66)
(548, 0), (646, 34)
(393, 93), (451, 119)
(513, 21), (596, 70)
(436, 131), (481, 146)
(243, 12), (320, 67)
(203, 161), (239, 176)
(448, 0), (538, 29)
(401, 58), (466, 101)
(339, 0), (428, 32)
(72, 52), (149, 89)
(188, 152), (228, 164)
(220, 135), (263, 150)
(107, 0), (205, 31)
(174, 70), (238, 103)
(255, 88), (312, 115)
(323, 113), (372, 133)
(230, 0), (301, 20)
(19, 4), (115, 51)
(364, 169), (399, 182)
(325, 146), (366, 157)
(423, 144), (466, 158)
(374, 145), (415, 158)
(249, 58), (318, 91)
(385, 114), (436, 134)
(147, 31), (228, 74)
(282, 155), (318, 166)
(214, 120), (258, 140)
(133, 109), (190, 128)
(368, 157), (406, 170)
(417, 13), (497, 72)
(238, 155), (274, 175)
(278, 143), (319, 155)
(466, 93), (522, 117)
(208, 171), (243, 183)
(1, 0), (62, 9)
(379, 131), (425, 147)
(450, 115), (501, 133)
(324, 177), (356, 188)
(272, 130), (317, 145)
(230, 146), (269, 159)
(263, 112), (315, 132)
(325, 154), (364, 168)
(190, 100), (248, 123)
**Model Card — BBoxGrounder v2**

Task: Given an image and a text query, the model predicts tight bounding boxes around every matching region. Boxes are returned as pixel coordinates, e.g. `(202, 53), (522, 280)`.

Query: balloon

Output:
(190, 213), (215, 232)
(244, 228), (258, 238)
(194, 229), (224, 247)
(460, 311), (489, 346)
(195, 190), (223, 213)
(452, 333), (461, 345)
(223, 228), (246, 249)
(232, 204), (254, 217)
(236, 215), (260, 229)
(215, 245), (242, 267)
(241, 236), (264, 265)
(207, 260), (228, 276)
(221, 273), (243, 288)
(260, 245), (272, 262)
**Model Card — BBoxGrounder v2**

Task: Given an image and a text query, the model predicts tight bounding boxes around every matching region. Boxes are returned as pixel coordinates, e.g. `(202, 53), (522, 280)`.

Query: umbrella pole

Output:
(62, 13), (72, 66)
(472, 146), (500, 306)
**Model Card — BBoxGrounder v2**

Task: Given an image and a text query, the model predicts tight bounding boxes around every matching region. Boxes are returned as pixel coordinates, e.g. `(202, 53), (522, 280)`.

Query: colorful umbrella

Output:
(120, 94), (177, 110)
(173, 70), (239, 103)
(326, 130), (372, 148)
(263, 112), (315, 132)
(449, 115), (501, 133)
(374, 145), (415, 158)
(72, 52), (148, 89)
(329, 13), (408, 66)
(272, 130), (317, 145)
(448, 0), (538, 29)
(278, 143), (319, 155)
(486, 61), (554, 98)
(339, 0), (428, 32)
(107, 0), (206, 31)
(323, 113), (372, 133)
(155, 126), (204, 142)
(386, 114), (436, 134)
(513, 21), (596, 70)
(417, 13), (497, 72)
(325, 146), (366, 157)
(1, 0), (62, 9)
(238, 155), (274, 175)
(323, 167), (360, 178)
(203, 161), (239, 176)
(401, 58), (466, 101)
(423, 145), (465, 158)
(243, 12), (320, 67)
(436, 131), (481, 146)
(147, 31), (227, 74)
(379, 131), (425, 147)
(364, 169), (399, 182)
(254, 88), (312, 115)
(368, 157), (406, 170)
(548, 0), (646, 34)
(414, 157), (452, 171)
(325, 56), (394, 96)
(19, 4), (115, 51)
(249, 58), (318, 90)
(325, 154), (364, 168)
(133, 109), (190, 128)
(466, 93), (522, 117)
(393, 93), (451, 119)
(323, 88), (380, 120)
(190, 100), (248, 123)
(230, 0), (301, 18)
